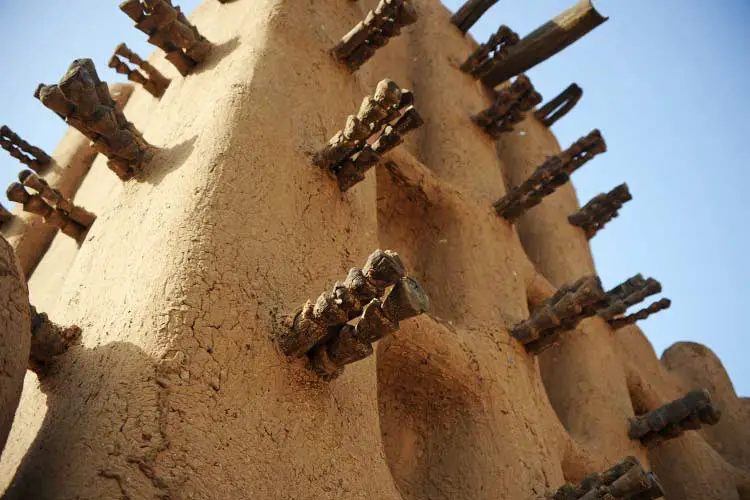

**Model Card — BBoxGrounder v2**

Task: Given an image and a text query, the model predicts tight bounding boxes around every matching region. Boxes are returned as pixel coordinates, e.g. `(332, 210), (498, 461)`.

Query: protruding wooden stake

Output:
(472, 74), (542, 137)
(313, 79), (423, 191)
(494, 129), (606, 221)
(332, 0), (418, 72)
(18, 170), (96, 229)
(460, 25), (519, 78)
(119, 0), (213, 75)
(535, 83), (583, 127)
(512, 275), (606, 353)
(6, 182), (89, 241)
(551, 457), (663, 500)
(568, 183), (631, 239)
(628, 389), (721, 446)
(279, 249), (428, 380)
(451, 0), (499, 33)
(608, 298), (671, 330)
(0, 125), (52, 173)
(597, 274), (662, 321)
(110, 43), (171, 97)
(35, 59), (151, 180)
(480, 0), (608, 87)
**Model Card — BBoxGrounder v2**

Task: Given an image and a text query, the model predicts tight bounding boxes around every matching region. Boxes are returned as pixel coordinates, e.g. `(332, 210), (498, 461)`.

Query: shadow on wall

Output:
(139, 135), (198, 186)
(192, 36), (242, 76)
(4, 341), (163, 500)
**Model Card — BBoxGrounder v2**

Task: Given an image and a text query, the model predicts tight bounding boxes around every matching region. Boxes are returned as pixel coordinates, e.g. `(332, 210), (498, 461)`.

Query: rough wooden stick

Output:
(472, 74), (542, 137)
(535, 83), (583, 127)
(568, 183), (631, 239)
(628, 389), (722, 446)
(451, 0), (500, 33)
(460, 25), (519, 78)
(480, 0), (607, 87)
(608, 298), (671, 330)
(493, 129), (606, 221)
(0, 125), (51, 170)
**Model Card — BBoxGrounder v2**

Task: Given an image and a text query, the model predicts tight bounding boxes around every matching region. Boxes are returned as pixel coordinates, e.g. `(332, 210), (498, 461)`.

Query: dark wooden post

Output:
(535, 83), (583, 127)
(480, 0), (607, 87)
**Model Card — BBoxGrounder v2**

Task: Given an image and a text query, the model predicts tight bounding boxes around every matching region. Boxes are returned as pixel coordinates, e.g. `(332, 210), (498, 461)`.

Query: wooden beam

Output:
(481, 0), (607, 87)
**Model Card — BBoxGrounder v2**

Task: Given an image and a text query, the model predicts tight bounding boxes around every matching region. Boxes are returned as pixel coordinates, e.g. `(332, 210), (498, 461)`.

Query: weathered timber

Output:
(0, 125), (51, 173)
(493, 129), (606, 221)
(112, 43), (171, 97)
(19, 170), (96, 229)
(332, 0), (418, 72)
(280, 249), (428, 380)
(313, 79), (423, 191)
(568, 183), (632, 239)
(29, 305), (81, 373)
(481, 0), (607, 87)
(6, 182), (87, 241)
(597, 274), (662, 321)
(35, 59), (151, 180)
(311, 277), (429, 379)
(608, 298), (671, 330)
(535, 83), (583, 127)
(119, 0), (212, 75)
(512, 275), (606, 353)
(451, 0), (499, 33)
(551, 456), (663, 500)
(628, 389), (721, 446)
(472, 74), (542, 137)
(460, 25), (519, 78)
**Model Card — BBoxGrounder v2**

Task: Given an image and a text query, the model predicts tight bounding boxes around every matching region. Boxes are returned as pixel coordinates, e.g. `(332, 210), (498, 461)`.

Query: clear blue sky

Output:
(1, 1), (748, 395)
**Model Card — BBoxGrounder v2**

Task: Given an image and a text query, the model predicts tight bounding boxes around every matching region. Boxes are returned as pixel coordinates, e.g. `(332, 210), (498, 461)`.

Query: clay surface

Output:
(0, 1), (747, 499)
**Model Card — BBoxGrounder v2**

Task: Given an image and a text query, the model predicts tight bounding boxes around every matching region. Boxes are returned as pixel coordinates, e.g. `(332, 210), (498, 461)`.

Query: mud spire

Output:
(278, 249), (429, 380)
(608, 298), (671, 330)
(35, 58), (151, 180)
(459, 25), (519, 78)
(6, 180), (92, 241)
(29, 305), (81, 374)
(332, 0), (418, 72)
(628, 389), (721, 446)
(550, 456), (664, 500)
(119, 0), (213, 76)
(472, 74), (542, 137)
(313, 79), (423, 191)
(109, 43), (171, 98)
(0, 125), (52, 173)
(568, 183), (632, 239)
(451, 0), (500, 33)
(494, 129), (606, 221)
(535, 83), (583, 127)
(480, 0), (608, 87)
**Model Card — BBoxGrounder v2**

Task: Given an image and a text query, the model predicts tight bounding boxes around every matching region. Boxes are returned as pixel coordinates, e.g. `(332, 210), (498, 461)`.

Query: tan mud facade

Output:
(0, 1), (748, 499)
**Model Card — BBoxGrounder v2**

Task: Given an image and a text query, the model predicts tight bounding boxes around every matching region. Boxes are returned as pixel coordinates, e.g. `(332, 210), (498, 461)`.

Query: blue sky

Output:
(1, 1), (748, 395)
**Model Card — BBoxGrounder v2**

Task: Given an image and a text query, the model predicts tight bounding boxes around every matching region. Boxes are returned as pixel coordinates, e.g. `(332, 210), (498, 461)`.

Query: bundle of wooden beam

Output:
(120, 0), (212, 76)
(0, 125), (51, 173)
(332, 0), (417, 72)
(551, 456), (664, 499)
(35, 59), (151, 180)
(472, 74), (541, 137)
(278, 249), (429, 380)
(494, 129), (606, 221)
(109, 43), (171, 98)
(313, 79), (423, 191)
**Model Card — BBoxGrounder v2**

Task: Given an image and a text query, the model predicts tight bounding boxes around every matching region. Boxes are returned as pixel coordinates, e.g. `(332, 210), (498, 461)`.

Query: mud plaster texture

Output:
(0, 0), (748, 499)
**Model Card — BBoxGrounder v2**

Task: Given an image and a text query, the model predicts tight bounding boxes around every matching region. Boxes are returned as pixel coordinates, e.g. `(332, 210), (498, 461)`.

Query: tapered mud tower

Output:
(0, 1), (747, 499)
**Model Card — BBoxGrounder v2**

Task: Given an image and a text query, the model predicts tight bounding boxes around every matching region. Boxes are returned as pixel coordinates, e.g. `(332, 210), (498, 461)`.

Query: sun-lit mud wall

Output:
(1, 0), (748, 499)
